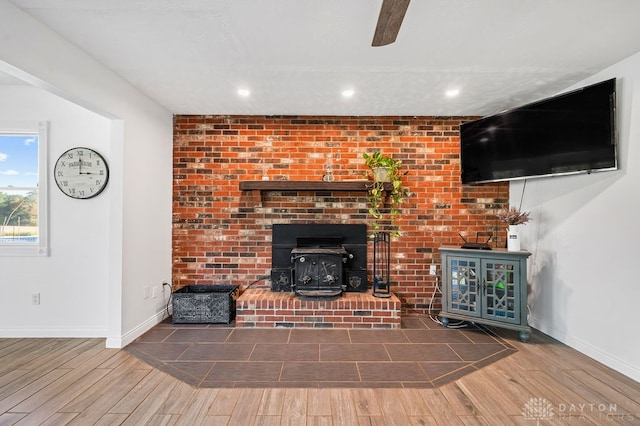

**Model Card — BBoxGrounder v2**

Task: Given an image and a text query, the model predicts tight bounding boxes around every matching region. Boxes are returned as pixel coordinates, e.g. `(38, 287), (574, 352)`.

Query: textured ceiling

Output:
(5, 0), (640, 116)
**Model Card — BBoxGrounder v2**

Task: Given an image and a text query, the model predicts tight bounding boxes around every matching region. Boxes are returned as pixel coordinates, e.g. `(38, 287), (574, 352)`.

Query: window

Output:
(0, 121), (48, 256)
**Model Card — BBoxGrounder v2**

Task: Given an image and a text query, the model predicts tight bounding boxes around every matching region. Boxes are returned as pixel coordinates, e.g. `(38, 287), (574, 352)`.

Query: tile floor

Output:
(124, 316), (517, 388)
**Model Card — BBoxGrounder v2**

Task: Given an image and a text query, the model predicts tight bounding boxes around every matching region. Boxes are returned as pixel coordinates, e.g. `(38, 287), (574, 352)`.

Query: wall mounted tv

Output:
(460, 78), (617, 184)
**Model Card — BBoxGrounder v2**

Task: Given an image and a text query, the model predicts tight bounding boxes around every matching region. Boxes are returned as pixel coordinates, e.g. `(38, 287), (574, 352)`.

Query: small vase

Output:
(507, 225), (520, 251)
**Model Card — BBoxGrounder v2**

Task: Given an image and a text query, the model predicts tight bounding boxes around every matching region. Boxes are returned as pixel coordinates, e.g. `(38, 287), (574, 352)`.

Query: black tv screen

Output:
(460, 78), (617, 184)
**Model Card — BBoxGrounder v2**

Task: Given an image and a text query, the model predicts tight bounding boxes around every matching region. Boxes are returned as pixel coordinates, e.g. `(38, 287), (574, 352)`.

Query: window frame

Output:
(0, 121), (49, 257)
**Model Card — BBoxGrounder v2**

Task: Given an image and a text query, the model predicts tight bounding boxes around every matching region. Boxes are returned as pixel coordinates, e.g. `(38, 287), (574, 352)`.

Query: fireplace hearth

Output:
(271, 224), (368, 297)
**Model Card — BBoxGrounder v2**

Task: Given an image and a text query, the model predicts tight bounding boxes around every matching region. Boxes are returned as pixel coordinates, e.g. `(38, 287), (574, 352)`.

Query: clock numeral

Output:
(67, 153), (73, 159)
(99, 170), (104, 176)
(59, 161), (66, 168)
(60, 180), (68, 187)
(77, 150), (84, 156)
(57, 171), (64, 177)
(78, 190), (85, 197)
(95, 179), (102, 186)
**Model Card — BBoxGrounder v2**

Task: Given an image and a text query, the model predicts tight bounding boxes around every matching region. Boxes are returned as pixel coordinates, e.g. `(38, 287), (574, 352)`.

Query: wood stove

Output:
(271, 224), (368, 297)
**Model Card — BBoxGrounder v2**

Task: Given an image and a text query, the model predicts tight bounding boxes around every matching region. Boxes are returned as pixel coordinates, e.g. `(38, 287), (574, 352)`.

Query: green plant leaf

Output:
(363, 150), (407, 238)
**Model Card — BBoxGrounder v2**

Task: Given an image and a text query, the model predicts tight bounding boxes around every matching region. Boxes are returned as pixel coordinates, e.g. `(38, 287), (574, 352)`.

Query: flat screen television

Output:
(460, 78), (617, 184)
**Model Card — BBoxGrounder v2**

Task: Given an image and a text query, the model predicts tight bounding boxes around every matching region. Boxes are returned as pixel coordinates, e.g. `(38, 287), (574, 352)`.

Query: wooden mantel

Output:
(239, 180), (391, 205)
(240, 180), (379, 192)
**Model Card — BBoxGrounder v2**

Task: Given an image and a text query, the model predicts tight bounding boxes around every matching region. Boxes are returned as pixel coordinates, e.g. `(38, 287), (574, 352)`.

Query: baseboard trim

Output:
(529, 317), (640, 383)
(106, 308), (169, 349)
(0, 327), (108, 338)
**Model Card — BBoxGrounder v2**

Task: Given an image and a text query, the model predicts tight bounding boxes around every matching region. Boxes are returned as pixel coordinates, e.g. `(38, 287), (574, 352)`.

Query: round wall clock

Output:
(54, 147), (109, 199)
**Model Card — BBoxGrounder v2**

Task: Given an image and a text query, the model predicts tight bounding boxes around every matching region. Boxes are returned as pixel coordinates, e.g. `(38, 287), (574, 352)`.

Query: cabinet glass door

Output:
(482, 259), (520, 324)
(448, 257), (480, 317)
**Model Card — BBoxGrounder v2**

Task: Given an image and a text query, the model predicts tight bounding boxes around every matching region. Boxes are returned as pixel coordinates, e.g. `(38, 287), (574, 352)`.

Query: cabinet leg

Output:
(519, 330), (530, 343)
(441, 317), (449, 328)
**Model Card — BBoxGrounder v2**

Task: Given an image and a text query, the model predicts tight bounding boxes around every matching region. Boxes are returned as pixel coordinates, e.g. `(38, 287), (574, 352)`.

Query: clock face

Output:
(54, 147), (109, 199)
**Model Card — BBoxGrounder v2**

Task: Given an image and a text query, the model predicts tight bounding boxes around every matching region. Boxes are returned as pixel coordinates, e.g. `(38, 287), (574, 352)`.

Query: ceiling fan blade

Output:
(372, 0), (410, 47)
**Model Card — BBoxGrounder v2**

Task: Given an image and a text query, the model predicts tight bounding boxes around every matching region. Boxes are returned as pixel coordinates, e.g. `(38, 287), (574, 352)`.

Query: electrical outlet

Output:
(152, 286), (158, 298)
(32, 293), (40, 305)
(429, 264), (437, 276)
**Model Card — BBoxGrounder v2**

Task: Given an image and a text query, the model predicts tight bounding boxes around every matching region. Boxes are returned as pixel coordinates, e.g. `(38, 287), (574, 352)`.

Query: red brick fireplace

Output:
(172, 115), (508, 320)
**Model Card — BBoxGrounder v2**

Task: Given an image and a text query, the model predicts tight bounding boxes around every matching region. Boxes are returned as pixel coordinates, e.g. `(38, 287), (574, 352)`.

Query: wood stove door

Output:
(293, 254), (344, 295)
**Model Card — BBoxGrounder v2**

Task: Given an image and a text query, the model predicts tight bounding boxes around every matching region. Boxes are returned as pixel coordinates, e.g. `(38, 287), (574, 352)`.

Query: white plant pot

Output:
(372, 167), (391, 182)
(507, 225), (521, 251)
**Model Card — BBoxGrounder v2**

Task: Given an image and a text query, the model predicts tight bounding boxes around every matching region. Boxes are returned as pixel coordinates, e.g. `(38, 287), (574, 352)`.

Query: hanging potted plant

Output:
(496, 206), (531, 251)
(362, 152), (408, 237)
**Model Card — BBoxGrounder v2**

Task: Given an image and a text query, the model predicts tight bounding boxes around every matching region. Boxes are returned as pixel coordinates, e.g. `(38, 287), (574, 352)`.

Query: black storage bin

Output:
(172, 285), (238, 324)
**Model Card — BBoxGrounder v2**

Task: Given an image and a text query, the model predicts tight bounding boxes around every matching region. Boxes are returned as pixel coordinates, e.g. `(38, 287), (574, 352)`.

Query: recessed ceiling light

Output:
(342, 89), (355, 98)
(237, 89), (250, 97)
(446, 89), (460, 97)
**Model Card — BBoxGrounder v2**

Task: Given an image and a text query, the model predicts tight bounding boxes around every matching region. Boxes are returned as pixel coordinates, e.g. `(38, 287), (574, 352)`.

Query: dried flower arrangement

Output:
(497, 206), (531, 226)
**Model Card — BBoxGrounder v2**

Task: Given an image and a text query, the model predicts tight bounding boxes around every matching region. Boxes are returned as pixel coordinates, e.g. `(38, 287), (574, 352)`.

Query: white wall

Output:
(0, 87), (111, 336)
(0, 0), (173, 347)
(516, 52), (640, 382)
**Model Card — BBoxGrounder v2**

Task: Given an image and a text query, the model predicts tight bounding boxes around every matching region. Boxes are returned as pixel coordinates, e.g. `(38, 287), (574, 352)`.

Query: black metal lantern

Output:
(372, 232), (392, 298)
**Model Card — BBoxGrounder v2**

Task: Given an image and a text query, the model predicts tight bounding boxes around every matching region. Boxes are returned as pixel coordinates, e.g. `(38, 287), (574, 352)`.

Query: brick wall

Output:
(235, 289), (402, 329)
(173, 115), (509, 314)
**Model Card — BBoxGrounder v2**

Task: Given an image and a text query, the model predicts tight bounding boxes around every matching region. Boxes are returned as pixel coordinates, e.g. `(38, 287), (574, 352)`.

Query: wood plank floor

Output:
(1, 327), (639, 425)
